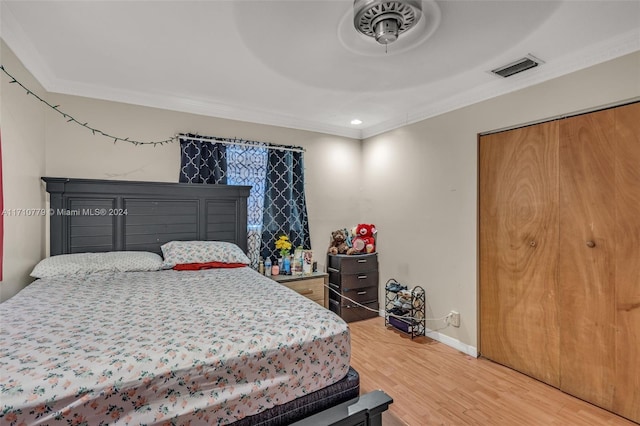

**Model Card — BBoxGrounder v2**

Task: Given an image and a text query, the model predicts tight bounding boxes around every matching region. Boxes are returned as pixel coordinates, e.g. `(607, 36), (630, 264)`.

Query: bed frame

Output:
(43, 177), (250, 255)
(42, 177), (392, 426)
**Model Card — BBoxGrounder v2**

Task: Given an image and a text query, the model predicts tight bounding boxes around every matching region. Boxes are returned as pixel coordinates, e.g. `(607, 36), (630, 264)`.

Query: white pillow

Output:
(30, 251), (164, 279)
(160, 240), (250, 268)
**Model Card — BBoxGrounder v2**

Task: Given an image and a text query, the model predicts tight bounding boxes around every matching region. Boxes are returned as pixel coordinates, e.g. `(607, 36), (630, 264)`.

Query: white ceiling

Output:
(2, 0), (639, 139)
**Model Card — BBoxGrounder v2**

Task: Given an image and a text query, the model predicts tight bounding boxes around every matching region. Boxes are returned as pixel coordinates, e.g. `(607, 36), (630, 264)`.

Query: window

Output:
(226, 144), (268, 265)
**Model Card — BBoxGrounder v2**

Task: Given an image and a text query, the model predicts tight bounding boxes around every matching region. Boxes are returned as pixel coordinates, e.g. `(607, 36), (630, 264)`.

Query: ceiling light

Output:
(351, 119), (363, 125)
(353, 0), (423, 45)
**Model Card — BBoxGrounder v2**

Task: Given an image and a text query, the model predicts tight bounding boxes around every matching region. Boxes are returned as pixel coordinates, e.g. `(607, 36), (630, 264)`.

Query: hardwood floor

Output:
(349, 317), (636, 425)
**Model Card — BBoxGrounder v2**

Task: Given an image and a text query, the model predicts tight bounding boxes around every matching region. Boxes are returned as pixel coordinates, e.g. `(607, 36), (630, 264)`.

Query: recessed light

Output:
(351, 119), (363, 125)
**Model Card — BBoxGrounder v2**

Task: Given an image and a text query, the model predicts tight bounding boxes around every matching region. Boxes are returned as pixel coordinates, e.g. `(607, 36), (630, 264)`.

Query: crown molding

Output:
(361, 29), (640, 139)
(48, 78), (364, 140)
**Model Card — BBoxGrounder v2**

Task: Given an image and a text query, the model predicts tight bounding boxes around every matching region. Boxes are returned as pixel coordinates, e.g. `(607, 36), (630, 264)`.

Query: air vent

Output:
(491, 55), (543, 78)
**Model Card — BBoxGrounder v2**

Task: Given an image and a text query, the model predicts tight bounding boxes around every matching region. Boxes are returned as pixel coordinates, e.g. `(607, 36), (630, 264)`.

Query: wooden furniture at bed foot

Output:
(272, 272), (328, 308)
(327, 253), (379, 323)
(291, 390), (392, 426)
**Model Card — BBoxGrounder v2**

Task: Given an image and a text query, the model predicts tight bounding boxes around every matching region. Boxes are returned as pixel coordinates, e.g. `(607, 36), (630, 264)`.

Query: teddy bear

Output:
(328, 229), (352, 255)
(351, 223), (376, 254)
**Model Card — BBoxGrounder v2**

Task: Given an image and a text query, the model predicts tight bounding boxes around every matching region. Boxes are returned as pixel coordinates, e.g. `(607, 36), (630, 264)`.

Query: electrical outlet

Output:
(450, 311), (460, 327)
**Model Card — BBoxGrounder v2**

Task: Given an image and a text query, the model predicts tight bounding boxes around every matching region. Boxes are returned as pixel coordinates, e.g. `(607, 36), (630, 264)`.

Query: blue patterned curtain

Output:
(179, 135), (227, 184)
(260, 149), (311, 261)
(178, 134), (309, 268)
(226, 144), (268, 268)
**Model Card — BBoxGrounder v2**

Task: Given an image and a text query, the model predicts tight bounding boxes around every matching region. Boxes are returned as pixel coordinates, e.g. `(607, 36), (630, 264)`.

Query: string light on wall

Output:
(1, 65), (305, 151)
(0, 65), (177, 147)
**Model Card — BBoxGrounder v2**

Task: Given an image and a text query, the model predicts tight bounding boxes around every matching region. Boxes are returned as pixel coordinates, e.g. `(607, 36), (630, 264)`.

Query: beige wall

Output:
(0, 40), (47, 301)
(44, 98), (363, 245)
(362, 52), (640, 350)
(43, 90), (363, 267)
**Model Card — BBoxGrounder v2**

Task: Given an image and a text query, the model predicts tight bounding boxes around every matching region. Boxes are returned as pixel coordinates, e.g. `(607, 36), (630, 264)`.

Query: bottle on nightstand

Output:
(283, 256), (291, 274)
(265, 258), (272, 276)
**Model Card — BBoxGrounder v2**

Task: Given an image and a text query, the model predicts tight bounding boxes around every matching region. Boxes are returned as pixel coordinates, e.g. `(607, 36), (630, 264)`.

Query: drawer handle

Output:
(357, 259), (367, 263)
(298, 289), (313, 295)
(328, 267), (339, 273)
(586, 240), (596, 248)
(357, 275), (368, 279)
(357, 291), (367, 295)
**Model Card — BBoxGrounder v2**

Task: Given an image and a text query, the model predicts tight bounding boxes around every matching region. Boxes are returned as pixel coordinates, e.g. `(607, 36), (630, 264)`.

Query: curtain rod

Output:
(177, 134), (305, 153)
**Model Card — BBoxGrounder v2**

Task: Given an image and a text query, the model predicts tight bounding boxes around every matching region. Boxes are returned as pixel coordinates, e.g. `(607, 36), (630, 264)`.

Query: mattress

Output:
(0, 268), (350, 425)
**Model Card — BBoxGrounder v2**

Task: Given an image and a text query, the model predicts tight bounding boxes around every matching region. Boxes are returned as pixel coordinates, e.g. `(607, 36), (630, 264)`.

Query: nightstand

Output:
(271, 272), (328, 308)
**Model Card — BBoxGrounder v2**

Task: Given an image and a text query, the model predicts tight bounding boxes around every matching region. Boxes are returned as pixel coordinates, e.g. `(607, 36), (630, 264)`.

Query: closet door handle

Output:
(586, 240), (596, 248)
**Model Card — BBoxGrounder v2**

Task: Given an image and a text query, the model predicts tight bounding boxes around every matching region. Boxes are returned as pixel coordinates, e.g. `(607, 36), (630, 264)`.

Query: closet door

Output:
(559, 109), (616, 410)
(612, 102), (640, 422)
(479, 121), (560, 387)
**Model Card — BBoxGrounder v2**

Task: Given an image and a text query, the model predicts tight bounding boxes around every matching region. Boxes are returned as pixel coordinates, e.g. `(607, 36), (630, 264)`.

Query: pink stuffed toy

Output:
(351, 223), (376, 253)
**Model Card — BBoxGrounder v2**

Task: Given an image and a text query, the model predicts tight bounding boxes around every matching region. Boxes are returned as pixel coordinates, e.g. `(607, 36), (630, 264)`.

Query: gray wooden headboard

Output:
(42, 177), (251, 256)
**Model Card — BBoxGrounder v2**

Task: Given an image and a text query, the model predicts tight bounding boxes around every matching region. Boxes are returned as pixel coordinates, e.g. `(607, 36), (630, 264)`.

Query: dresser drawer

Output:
(330, 299), (379, 323)
(281, 277), (325, 305)
(337, 271), (378, 291)
(273, 274), (328, 307)
(342, 285), (377, 305)
(328, 253), (378, 274)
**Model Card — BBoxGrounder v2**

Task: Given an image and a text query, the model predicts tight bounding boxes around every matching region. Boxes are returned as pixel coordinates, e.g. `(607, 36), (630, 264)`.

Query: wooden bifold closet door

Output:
(558, 108), (617, 411)
(611, 103), (640, 421)
(479, 121), (560, 388)
(479, 102), (640, 423)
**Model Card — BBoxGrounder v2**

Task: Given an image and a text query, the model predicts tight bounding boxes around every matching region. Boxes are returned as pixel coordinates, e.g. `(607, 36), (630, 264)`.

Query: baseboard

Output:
(424, 327), (478, 358)
(379, 311), (478, 358)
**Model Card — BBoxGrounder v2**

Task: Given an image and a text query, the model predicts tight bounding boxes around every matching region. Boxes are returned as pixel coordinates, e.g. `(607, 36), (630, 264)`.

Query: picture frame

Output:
(303, 249), (313, 274)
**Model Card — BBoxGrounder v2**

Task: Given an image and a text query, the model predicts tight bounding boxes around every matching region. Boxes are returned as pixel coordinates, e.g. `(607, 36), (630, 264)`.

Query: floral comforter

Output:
(0, 268), (350, 425)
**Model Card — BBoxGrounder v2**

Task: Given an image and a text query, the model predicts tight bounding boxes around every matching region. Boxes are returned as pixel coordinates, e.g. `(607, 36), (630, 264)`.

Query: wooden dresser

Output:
(327, 253), (379, 322)
(272, 272), (328, 308)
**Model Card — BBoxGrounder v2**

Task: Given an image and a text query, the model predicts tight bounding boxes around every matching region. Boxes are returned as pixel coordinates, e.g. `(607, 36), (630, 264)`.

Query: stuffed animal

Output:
(351, 223), (377, 254)
(328, 229), (351, 255)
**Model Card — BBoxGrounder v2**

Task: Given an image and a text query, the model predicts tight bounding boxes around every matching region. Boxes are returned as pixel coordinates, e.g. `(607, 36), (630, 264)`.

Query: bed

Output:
(0, 177), (391, 425)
